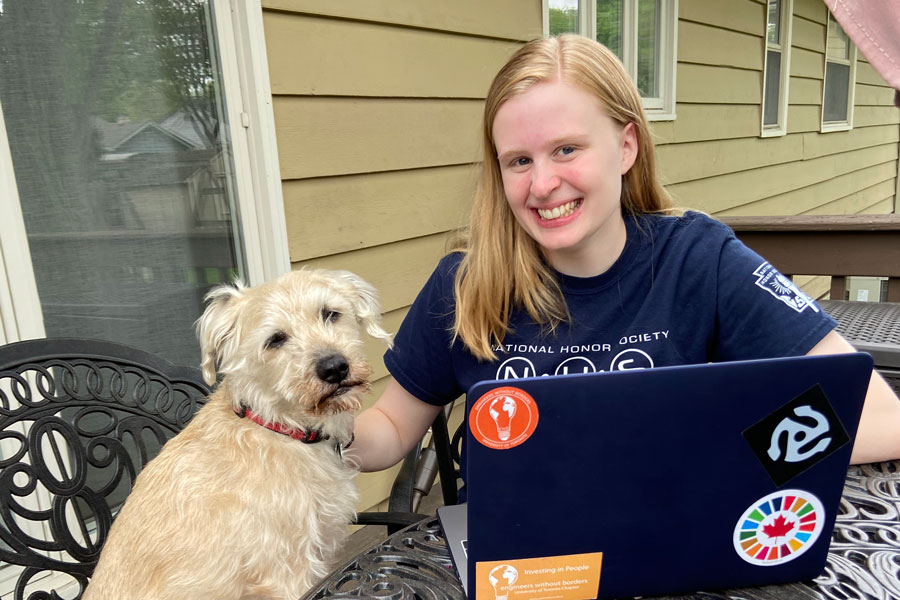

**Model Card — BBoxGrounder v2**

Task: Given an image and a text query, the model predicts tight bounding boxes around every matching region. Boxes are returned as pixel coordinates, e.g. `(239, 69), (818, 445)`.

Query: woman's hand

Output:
(350, 378), (444, 472)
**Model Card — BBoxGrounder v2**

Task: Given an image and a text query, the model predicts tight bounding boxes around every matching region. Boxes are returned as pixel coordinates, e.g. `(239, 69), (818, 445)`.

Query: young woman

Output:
(351, 35), (900, 483)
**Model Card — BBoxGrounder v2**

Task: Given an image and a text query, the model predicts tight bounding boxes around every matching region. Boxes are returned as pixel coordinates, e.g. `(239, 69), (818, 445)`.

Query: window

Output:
(0, 0), (286, 593)
(821, 11), (856, 131)
(544, 0), (678, 121)
(0, 0), (286, 355)
(761, 0), (793, 137)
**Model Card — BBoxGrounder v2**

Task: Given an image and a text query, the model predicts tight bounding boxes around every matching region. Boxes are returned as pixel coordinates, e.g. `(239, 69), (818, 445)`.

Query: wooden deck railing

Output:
(720, 214), (900, 303)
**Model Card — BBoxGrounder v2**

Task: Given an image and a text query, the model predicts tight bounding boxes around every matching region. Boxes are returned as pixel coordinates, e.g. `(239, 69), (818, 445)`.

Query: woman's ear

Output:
(620, 122), (638, 175)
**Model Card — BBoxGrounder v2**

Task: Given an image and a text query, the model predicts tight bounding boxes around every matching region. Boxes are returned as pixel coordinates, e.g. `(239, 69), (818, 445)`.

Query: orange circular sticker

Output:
(469, 386), (539, 450)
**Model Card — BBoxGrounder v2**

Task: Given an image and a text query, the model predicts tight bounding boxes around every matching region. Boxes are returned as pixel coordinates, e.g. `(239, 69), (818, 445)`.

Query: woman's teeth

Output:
(537, 200), (581, 221)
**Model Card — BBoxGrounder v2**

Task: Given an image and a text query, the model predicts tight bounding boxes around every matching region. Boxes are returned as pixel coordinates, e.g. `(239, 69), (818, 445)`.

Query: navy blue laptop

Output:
(437, 353), (873, 600)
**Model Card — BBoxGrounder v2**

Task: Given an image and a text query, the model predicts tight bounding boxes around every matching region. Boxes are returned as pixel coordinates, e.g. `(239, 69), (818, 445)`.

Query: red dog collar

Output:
(235, 406), (327, 444)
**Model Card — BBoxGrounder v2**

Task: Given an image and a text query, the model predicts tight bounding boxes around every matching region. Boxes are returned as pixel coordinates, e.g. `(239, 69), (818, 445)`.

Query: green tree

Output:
(635, 0), (659, 97)
(596, 0), (623, 58)
(549, 7), (578, 36)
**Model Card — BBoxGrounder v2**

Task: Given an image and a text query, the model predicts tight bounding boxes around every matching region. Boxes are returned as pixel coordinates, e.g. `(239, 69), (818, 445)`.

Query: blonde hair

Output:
(451, 35), (672, 361)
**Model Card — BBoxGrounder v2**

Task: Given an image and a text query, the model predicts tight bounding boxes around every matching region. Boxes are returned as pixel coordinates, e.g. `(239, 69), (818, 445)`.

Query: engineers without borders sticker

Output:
(469, 386), (539, 450)
(475, 552), (603, 600)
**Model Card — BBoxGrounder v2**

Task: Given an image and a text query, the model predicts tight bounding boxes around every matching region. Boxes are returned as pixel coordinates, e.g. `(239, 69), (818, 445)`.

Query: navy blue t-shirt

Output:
(385, 211), (836, 407)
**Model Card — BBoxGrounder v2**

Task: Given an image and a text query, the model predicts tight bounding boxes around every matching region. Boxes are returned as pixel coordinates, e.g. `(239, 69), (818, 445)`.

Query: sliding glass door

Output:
(0, 1), (285, 595)
(0, 0), (245, 367)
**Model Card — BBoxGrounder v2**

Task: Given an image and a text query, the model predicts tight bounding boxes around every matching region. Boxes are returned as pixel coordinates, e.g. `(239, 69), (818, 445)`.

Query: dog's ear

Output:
(334, 271), (393, 347)
(195, 282), (246, 385)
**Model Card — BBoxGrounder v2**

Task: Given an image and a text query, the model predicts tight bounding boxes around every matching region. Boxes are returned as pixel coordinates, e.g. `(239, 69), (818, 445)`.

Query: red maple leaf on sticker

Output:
(762, 515), (796, 539)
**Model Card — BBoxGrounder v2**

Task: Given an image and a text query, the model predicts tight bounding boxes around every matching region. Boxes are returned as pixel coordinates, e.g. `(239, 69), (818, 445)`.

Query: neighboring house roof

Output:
(113, 121), (200, 153)
(160, 109), (212, 149)
(92, 117), (144, 150)
(92, 109), (211, 155)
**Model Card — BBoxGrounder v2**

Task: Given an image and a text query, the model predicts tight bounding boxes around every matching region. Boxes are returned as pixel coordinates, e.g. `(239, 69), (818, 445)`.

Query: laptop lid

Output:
(451, 353), (872, 600)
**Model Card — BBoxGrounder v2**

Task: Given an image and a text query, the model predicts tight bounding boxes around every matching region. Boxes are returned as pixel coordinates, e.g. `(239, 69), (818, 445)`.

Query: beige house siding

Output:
(260, 0), (898, 511)
(261, 1), (540, 511)
(660, 0), (898, 217)
(658, 0), (899, 298)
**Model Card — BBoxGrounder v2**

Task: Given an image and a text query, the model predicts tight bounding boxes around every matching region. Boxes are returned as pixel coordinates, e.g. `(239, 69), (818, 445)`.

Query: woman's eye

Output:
(322, 309), (341, 324)
(558, 146), (575, 156)
(512, 157), (531, 168)
(265, 331), (288, 349)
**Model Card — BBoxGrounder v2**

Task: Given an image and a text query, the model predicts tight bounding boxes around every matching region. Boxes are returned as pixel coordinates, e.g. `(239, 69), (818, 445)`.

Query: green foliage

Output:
(547, 0), (659, 98)
(1, 0), (217, 131)
(596, 0), (623, 58)
(635, 0), (659, 97)
(549, 7), (577, 36)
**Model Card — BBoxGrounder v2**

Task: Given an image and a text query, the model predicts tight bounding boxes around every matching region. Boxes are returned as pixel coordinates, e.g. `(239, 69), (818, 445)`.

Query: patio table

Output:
(301, 300), (900, 600)
(302, 465), (900, 600)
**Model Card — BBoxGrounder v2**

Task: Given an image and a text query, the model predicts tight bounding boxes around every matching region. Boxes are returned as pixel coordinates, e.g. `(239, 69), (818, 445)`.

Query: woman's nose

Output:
(530, 161), (561, 199)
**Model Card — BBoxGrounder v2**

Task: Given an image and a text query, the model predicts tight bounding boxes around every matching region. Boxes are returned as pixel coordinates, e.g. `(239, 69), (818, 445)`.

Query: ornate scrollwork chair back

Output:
(0, 338), (211, 600)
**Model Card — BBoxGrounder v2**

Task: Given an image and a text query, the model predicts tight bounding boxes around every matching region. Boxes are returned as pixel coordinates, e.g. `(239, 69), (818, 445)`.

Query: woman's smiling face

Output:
(492, 79), (638, 277)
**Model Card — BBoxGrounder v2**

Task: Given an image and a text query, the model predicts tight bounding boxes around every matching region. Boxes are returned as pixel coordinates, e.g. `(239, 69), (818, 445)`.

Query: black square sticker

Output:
(743, 384), (850, 487)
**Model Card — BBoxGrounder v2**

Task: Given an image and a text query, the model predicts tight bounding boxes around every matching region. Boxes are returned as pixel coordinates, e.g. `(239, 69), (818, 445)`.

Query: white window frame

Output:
(542, 0), (679, 121)
(760, 0), (793, 138)
(821, 11), (857, 133)
(0, 101), (45, 345)
(0, 0), (287, 344)
(0, 1), (286, 592)
(215, 0), (290, 285)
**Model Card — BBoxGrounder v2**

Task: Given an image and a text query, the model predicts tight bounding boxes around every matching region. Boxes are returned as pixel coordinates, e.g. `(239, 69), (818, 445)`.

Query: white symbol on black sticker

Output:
(767, 405), (832, 463)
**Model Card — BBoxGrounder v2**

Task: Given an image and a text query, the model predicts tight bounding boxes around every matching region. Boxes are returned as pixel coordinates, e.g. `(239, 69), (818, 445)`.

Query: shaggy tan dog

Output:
(83, 269), (391, 600)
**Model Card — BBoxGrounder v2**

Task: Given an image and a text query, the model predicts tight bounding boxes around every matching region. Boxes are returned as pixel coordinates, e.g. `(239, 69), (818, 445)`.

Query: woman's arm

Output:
(807, 330), (900, 464)
(351, 378), (444, 472)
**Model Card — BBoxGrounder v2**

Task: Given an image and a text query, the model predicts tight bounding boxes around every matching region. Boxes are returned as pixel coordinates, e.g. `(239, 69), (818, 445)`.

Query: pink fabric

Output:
(824, 0), (900, 106)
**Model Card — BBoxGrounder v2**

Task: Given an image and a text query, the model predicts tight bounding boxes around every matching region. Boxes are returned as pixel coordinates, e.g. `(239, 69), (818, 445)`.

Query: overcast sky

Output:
(550, 0), (578, 9)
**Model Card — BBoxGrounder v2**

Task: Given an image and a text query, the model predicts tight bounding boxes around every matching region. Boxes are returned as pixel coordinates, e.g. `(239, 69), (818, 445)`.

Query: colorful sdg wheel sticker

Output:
(733, 489), (825, 566)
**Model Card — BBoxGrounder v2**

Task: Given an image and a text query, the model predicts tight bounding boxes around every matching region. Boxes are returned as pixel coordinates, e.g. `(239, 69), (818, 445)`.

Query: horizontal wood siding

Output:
(662, 0), (898, 221)
(261, 0), (541, 41)
(263, 2), (534, 512)
(265, 13), (523, 98)
(668, 143), (898, 213)
(274, 97), (483, 179)
(284, 166), (473, 261)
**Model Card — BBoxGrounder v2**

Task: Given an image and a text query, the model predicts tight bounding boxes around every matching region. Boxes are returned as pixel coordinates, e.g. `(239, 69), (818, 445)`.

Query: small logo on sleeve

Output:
(470, 387), (539, 450)
(752, 262), (819, 313)
(743, 385), (850, 486)
(733, 490), (825, 566)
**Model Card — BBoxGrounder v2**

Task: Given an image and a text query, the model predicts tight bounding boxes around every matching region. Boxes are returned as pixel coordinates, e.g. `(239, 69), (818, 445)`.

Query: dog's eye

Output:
(265, 331), (288, 349)
(322, 308), (341, 324)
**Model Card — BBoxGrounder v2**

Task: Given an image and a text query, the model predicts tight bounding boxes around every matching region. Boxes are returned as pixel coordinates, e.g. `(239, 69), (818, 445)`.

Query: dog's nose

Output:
(315, 354), (349, 384)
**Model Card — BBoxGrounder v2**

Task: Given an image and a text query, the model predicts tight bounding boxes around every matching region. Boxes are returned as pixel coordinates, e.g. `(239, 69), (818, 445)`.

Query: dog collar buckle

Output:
(337, 433), (354, 459)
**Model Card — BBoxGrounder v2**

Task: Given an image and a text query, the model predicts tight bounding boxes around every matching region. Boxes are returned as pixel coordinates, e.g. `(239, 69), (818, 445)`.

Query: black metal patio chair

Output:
(0, 338), (211, 600)
(0, 337), (432, 598)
